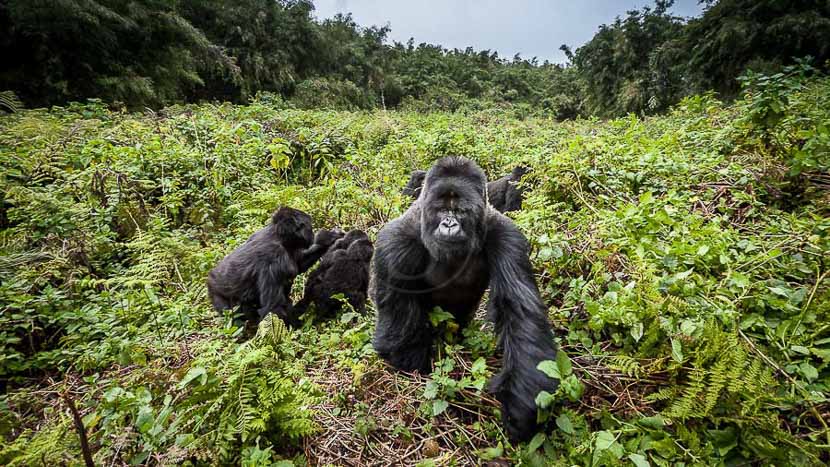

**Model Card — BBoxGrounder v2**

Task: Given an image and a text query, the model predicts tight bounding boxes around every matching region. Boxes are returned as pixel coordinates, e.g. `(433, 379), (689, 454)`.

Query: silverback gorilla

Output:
(295, 230), (374, 319)
(403, 165), (529, 213)
(207, 207), (343, 326)
(372, 156), (558, 441)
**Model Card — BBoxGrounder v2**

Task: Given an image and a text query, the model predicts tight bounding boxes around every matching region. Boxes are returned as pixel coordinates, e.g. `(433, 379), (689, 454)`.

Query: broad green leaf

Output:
(477, 443), (503, 460)
(680, 319), (697, 336)
(429, 307), (455, 327)
(471, 357), (487, 374)
(556, 413), (574, 434)
(595, 430), (616, 451)
(631, 322), (644, 342)
(810, 348), (830, 361)
(535, 390), (555, 409)
(562, 374), (584, 401)
(423, 381), (439, 399)
(537, 360), (561, 379)
(638, 415), (666, 429)
(675, 268), (694, 280)
(556, 350), (573, 377)
(527, 432), (545, 452)
(671, 338), (684, 363)
(135, 406), (154, 433)
(790, 345), (809, 355)
(768, 286), (790, 297)
(178, 367), (207, 388)
(798, 362), (818, 381)
(432, 399), (449, 416)
(628, 453), (650, 467)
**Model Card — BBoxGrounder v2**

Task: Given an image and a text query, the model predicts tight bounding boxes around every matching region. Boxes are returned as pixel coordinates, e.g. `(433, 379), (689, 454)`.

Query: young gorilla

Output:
(294, 230), (374, 320)
(402, 170), (427, 199)
(402, 166), (529, 213)
(373, 156), (558, 442)
(207, 207), (344, 327)
(487, 165), (529, 213)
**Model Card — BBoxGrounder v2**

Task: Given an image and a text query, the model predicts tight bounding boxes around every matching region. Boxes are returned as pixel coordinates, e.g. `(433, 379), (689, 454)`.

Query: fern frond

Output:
(0, 90), (21, 113)
(255, 313), (289, 346)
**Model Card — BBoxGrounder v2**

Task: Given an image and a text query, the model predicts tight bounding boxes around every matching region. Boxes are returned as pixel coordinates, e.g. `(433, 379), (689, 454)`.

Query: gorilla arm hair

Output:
(484, 213), (559, 441)
(371, 217), (433, 373)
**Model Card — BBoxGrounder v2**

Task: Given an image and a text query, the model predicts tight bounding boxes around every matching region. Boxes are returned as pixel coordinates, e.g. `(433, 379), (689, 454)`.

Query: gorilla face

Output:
(420, 157), (487, 261)
(273, 207), (314, 249)
(511, 165), (529, 180)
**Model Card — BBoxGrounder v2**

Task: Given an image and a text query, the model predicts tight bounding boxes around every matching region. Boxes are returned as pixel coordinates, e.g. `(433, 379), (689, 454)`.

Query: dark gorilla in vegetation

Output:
(294, 230), (374, 320)
(486, 165), (529, 213)
(207, 207), (344, 326)
(372, 156), (558, 441)
(402, 170), (427, 199)
(402, 166), (529, 213)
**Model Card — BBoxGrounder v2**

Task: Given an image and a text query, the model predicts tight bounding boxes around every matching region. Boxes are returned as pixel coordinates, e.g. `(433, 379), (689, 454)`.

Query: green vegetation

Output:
(2, 1), (829, 117)
(1, 62), (828, 464)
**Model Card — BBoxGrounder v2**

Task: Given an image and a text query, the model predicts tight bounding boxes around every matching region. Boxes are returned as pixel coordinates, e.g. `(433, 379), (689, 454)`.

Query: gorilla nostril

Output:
(441, 217), (458, 228)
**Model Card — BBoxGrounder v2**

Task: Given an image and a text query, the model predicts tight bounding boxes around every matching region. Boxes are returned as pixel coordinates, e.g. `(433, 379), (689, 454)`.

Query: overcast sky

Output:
(312, 0), (704, 63)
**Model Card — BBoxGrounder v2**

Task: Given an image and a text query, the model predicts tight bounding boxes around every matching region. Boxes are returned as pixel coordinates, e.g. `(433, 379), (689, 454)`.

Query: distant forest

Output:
(1, 0), (828, 118)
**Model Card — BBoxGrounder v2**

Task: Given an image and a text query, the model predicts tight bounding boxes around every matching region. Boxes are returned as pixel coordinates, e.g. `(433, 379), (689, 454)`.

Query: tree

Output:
(571, 1), (686, 117)
(684, 0), (830, 98)
(0, 0), (238, 107)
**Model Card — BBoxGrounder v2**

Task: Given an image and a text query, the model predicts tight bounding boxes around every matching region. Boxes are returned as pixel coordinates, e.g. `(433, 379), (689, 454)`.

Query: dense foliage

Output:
(1, 64), (828, 464)
(2, 0), (829, 117)
(571, 0), (830, 117)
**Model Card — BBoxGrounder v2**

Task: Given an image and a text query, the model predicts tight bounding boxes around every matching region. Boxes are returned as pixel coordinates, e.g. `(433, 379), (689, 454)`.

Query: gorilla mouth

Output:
(434, 231), (467, 243)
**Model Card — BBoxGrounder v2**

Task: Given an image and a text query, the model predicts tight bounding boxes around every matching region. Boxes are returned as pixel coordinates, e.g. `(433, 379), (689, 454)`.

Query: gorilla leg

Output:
(207, 279), (253, 325)
(255, 258), (295, 325)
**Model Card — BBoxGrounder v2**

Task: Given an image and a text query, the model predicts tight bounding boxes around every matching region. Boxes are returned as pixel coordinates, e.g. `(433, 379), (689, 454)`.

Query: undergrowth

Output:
(0, 69), (828, 465)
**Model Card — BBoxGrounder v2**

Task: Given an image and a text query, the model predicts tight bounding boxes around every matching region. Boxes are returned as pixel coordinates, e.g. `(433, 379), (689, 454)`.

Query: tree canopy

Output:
(1, 0), (828, 117)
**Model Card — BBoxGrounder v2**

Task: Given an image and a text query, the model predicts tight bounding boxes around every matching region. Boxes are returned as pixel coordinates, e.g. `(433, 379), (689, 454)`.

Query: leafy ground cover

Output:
(0, 69), (828, 465)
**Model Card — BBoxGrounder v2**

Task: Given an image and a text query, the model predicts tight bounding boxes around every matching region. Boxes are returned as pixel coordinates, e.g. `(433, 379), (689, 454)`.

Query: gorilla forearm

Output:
(371, 221), (433, 372)
(372, 285), (433, 372)
(298, 243), (329, 273)
(255, 258), (293, 321)
(298, 228), (345, 273)
(485, 216), (559, 441)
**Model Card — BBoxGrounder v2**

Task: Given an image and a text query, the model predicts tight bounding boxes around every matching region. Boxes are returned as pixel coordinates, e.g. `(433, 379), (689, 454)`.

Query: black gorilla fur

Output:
(295, 230), (374, 319)
(402, 166), (529, 213)
(487, 165), (529, 213)
(207, 207), (344, 326)
(402, 170), (427, 199)
(373, 156), (558, 441)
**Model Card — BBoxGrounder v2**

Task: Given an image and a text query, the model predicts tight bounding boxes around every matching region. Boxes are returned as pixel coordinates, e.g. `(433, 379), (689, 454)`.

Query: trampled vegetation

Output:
(1, 63), (828, 465)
